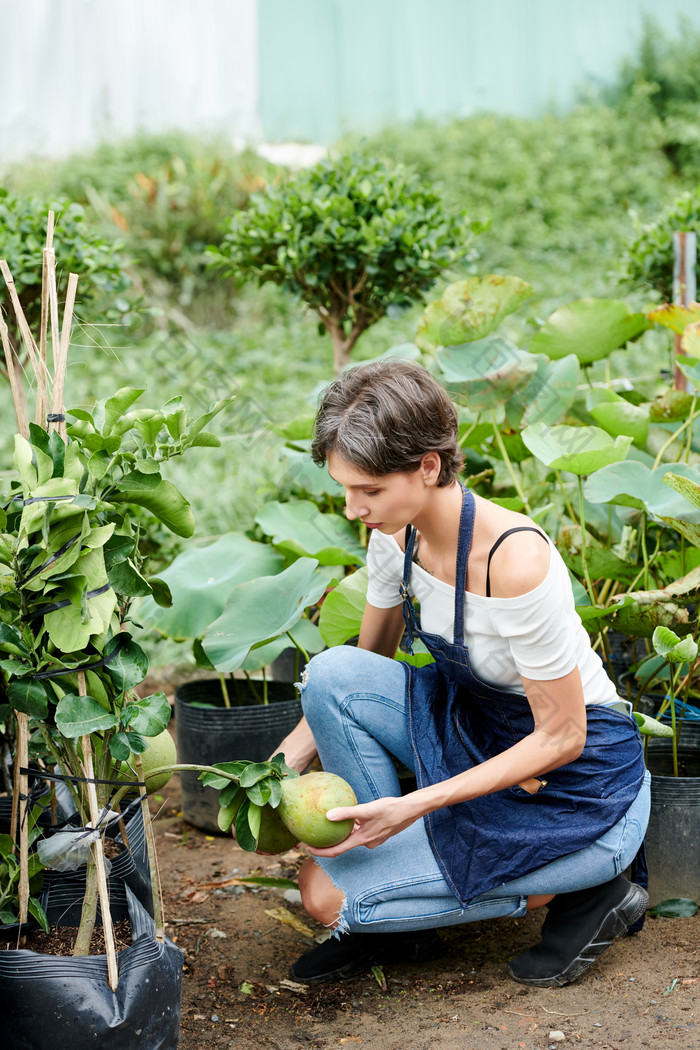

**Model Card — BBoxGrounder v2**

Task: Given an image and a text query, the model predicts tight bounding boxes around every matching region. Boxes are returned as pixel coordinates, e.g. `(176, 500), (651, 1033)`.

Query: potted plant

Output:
(0, 231), (230, 1046)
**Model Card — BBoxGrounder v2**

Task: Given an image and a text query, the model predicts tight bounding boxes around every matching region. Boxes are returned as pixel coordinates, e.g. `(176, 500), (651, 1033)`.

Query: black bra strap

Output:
(486, 527), (548, 597)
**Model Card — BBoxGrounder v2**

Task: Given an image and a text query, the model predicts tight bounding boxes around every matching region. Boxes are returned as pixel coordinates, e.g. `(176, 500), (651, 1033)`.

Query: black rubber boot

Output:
(508, 874), (648, 988)
(290, 928), (444, 984)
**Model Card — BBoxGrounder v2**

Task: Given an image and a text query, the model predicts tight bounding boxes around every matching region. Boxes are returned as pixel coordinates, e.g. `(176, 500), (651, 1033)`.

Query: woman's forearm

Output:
(272, 716), (318, 773)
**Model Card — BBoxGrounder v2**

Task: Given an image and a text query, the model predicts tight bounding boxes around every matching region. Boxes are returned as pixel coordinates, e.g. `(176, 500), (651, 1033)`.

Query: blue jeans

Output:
(299, 646), (651, 934)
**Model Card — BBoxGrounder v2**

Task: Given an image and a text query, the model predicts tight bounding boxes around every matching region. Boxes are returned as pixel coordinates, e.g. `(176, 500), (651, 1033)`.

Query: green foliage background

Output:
(1, 16), (699, 642)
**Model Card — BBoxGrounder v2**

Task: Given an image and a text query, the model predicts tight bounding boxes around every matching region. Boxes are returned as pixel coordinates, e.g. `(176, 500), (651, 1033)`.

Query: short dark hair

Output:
(311, 358), (463, 486)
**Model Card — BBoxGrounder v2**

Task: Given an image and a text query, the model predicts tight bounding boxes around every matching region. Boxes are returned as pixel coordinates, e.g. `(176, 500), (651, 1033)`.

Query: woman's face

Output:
(326, 451), (434, 535)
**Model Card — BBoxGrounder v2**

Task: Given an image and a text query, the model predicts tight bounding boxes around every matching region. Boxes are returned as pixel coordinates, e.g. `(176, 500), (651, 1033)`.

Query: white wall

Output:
(0, 0), (261, 162)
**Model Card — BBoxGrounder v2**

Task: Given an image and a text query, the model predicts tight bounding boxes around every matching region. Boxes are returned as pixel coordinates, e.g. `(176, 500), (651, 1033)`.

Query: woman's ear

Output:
(420, 452), (442, 486)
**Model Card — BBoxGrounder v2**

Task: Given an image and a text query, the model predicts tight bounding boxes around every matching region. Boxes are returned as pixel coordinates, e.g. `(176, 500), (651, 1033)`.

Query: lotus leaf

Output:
(531, 298), (649, 364)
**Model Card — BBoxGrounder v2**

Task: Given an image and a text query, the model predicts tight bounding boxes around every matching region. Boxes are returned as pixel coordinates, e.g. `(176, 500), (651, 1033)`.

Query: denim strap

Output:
(452, 486), (476, 645)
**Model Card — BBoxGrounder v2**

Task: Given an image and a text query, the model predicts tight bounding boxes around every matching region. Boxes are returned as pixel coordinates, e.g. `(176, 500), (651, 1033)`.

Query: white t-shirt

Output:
(366, 528), (618, 705)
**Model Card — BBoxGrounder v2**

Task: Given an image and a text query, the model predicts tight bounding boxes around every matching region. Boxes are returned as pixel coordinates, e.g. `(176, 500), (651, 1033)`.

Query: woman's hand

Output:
(305, 795), (420, 858)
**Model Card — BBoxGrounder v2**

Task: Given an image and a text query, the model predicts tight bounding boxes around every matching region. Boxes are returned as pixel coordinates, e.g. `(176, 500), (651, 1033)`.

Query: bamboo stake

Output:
(0, 310), (29, 437)
(51, 272), (78, 440)
(134, 752), (165, 943)
(0, 259), (47, 405)
(14, 712), (30, 925)
(79, 675), (119, 990)
(38, 240), (53, 426)
(46, 246), (61, 374)
(37, 213), (55, 425)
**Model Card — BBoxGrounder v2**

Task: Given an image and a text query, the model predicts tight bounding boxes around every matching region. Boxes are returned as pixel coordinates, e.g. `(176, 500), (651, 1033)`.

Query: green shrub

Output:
(604, 15), (700, 175)
(211, 151), (478, 373)
(4, 133), (272, 319)
(620, 186), (700, 301)
(348, 99), (674, 302)
(0, 188), (132, 353)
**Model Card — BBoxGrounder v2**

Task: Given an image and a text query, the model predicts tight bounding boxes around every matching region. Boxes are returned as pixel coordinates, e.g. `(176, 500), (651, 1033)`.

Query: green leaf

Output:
(217, 789), (245, 833)
(202, 558), (330, 672)
(109, 732), (133, 762)
(13, 433), (38, 491)
(0, 623), (30, 657)
(108, 558), (153, 597)
(110, 477), (195, 537)
(240, 617), (323, 672)
(556, 525), (637, 583)
(589, 396), (649, 447)
(137, 533), (283, 641)
(530, 298), (649, 364)
(219, 781), (244, 808)
(585, 462), (700, 522)
(648, 898), (698, 918)
(233, 875), (299, 889)
(652, 625), (698, 664)
(233, 798), (257, 852)
(247, 802), (261, 844)
(521, 422), (632, 476)
(238, 763), (275, 788)
(103, 633), (149, 692)
(6, 678), (48, 718)
(184, 396), (236, 440)
(27, 897), (49, 933)
(55, 693), (119, 737)
(255, 500), (365, 565)
(121, 691), (171, 736)
(609, 591), (691, 639)
(247, 779), (273, 807)
(147, 577), (173, 608)
(416, 275), (533, 351)
(97, 387), (146, 434)
(437, 336), (538, 412)
(633, 711), (674, 737)
(506, 354), (580, 428)
(280, 449), (344, 498)
(318, 567), (368, 647)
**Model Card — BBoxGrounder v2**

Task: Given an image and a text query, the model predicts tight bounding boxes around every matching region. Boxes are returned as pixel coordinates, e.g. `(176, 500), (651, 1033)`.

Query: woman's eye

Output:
(364, 490), (379, 497)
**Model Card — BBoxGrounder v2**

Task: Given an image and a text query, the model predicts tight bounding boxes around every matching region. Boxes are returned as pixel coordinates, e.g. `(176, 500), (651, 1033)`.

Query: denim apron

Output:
(400, 487), (646, 908)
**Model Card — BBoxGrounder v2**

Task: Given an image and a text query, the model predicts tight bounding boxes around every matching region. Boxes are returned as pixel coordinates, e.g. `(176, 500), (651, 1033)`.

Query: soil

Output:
(150, 762), (699, 1050)
(3, 920), (133, 956)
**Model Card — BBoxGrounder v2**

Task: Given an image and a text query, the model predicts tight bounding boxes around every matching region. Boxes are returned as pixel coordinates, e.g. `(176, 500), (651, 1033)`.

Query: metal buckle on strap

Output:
(399, 583), (409, 601)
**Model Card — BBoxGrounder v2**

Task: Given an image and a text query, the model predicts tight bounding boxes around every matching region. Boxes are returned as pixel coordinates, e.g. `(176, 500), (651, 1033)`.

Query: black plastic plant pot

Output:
(2, 794), (154, 918)
(174, 678), (302, 833)
(645, 726), (700, 907)
(0, 882), (183, 1049)
(41, 800), (153, 917)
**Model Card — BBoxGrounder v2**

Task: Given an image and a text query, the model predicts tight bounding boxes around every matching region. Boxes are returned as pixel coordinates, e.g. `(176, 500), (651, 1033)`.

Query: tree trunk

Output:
(330, 329), (353, 376)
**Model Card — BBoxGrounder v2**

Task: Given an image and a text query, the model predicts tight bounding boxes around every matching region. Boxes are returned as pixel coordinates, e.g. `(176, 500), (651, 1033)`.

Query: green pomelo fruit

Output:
(256, 805), (300, 854)
(121, 730), (177, 794)
(277, 771), (356, 848)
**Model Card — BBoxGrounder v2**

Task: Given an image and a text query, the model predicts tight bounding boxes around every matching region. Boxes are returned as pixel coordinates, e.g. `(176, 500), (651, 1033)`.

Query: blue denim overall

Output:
(400, 487), (647, 908)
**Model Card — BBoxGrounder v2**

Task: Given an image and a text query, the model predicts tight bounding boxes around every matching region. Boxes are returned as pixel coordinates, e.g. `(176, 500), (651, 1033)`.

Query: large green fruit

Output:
(256, 805), (300, 854)
(277, 771), (356, 848)
(120, 730), (177, 794)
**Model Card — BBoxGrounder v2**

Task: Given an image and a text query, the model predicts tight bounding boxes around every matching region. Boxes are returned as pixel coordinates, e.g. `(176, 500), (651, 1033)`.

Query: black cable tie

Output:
(21, 531), (82, 585)
(20, 766), (147, 789)
(33, 633), (127, 680)
(24, 581), (112, 623)
(46, 413), (66, 423)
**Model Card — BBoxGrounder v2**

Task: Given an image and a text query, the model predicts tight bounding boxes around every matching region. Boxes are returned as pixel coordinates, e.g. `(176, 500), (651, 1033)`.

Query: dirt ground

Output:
(150, 765), (699, 1050)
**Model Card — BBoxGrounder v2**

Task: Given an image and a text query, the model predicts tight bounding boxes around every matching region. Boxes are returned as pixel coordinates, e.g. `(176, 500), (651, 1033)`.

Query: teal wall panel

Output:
(259, 0), (700, 143)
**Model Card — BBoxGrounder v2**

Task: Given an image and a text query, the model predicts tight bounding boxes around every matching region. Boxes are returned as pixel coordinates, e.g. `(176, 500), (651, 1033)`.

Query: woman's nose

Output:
(344, 495), (367, 521)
